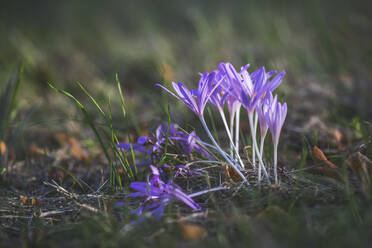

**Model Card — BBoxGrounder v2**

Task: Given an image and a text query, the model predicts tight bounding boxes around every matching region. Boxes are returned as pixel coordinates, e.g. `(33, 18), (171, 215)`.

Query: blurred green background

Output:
(1, 0), (371, 134)
(1, 2), (372, 246)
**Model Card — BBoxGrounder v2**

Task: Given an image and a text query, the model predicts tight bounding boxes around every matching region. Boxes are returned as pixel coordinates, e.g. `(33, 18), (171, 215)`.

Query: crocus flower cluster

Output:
(157, 62), (287, 184)
(117, 123), (213, 167)
(127, 165), (201, 220)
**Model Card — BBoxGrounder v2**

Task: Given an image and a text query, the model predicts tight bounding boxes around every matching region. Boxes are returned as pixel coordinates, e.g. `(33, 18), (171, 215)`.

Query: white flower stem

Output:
(229, 112), (235, 159)
(218, 109), (246, 169)
(248, 113), (271, 184)
(273, 143), (278, 184)
(188, 186), (229, 198)
(258, 134), (266, 183)
(198, 141), (236, 161)
(235, 104), (241, 159)
(200, 117), (248, 184)
(251, 112), (258, 170)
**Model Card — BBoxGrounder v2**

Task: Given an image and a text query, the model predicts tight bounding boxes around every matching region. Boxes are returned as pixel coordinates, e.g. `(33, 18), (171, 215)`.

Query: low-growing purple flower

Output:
(117, 123), (213, 163)
(156, 72), (222, 117)
(117, 136), (151, 154)
(129, 165), (201, 219)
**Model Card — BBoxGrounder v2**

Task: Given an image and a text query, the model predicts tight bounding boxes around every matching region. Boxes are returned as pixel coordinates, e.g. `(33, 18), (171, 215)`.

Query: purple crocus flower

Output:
(217, 62), (262, 114)
(185, 131), (214, 159)
(156, 72), (222, 117)
(117, 136), (151, 154)
(209, 85), (228, 111)
(129, 165), (201, 219)
(263, 94), (287, 184)
(117, 123), (213, 162)
(240, 67), (268, 114)
(219, 62), (285, 115)
(249, 67), (285, 95)
(226, 95), (240, 118)
(256, 97), (272, 182)
(264, 95), (287, 147)
(257, 99), (269, 139)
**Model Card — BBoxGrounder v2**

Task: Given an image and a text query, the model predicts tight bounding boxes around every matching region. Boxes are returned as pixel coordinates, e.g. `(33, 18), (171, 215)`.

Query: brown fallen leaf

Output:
(0, 141), (7, 155)
(179, 222), (208, 241)
(55, 133), (89, 163)
(19, 195), (40, 206)
(347, 152), (372, 195)
(347, 152), (372, 174)
(29, 144), (46, 156)
(268, 184), (280, 190)
(312, 146), (337, 169)
(331, 129), (348, 151)
(224, 163), (243, 183)
(312, 146), (341, 179)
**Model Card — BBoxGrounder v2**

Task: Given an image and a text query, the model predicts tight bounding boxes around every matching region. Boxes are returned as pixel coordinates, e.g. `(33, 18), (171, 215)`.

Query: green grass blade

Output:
(116, 74), (126, 119)
(76, 82), (106, 117)
(48, 82), (119, 186)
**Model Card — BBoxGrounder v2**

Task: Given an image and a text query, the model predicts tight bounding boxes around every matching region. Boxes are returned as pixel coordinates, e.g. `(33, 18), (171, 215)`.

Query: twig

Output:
(43, 180), (100, 213)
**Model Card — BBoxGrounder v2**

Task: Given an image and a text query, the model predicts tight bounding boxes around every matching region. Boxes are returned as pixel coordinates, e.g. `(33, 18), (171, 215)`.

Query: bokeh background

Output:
(1, 0), (371, 138)
(1, 1), (372, 246)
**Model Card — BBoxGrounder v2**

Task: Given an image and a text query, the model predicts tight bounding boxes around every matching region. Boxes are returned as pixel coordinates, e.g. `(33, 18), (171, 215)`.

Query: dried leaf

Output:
(312, 146), (341, 179)
(29, 144), (46, 156)
(0, 141), (7, 155)
(347, 152), (372, 195)
(19, 195), (40, 206)
(55, 133), (69, 144)
(268, 184), (280, 190)
(312, 146), (337, 169)
(179, 222), (208, 241)
(224, 163), (243, 183)
(55, 133), (89, 163)
(347, 152), (372, 174)
(313, 146), (328, 162)
(330, 129), (348, 151)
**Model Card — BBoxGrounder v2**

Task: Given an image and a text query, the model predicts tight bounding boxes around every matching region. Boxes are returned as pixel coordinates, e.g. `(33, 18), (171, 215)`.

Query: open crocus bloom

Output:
(117, 123), (213, 164)
(129, 165), (201, 219)
(156, 72), (222, 117)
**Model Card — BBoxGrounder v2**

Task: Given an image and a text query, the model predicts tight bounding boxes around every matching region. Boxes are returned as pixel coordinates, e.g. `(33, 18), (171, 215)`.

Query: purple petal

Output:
(137, 136), (148, 145)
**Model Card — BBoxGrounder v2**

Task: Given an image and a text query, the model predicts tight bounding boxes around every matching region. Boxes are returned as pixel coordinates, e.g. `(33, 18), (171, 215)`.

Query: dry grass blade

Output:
(43, 180), (99, 213)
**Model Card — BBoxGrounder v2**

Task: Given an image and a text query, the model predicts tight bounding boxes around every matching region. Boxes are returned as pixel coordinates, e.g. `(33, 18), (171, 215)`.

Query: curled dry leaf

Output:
(312, 146), (341, 180)
(224, 163), (243, 183)
(29, 144), (46, 156)
(0, 140), (7, 155)
(179, 222), (208, 241)
(19, 195), (40, 206)
(55, 133), (89, 163)
(268, 184), (280, 190)
(347, 152), (372, 195)
(331, 129), (348, 151)
(347, 152), (372, 174)
(312, 146), (337, 169)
